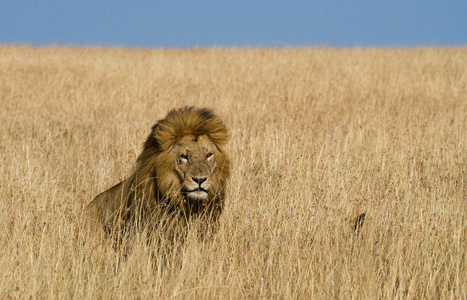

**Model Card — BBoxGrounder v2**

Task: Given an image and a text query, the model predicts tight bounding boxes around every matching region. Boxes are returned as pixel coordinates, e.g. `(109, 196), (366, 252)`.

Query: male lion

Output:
(85, 107), (230, 247)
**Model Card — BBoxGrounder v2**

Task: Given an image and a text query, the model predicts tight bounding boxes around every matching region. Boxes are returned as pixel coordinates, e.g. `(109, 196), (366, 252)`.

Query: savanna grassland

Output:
(0, 46), (465, 299)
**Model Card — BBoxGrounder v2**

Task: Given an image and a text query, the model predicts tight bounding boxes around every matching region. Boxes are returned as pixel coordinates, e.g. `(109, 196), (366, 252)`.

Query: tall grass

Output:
(0, 46), (465, 298)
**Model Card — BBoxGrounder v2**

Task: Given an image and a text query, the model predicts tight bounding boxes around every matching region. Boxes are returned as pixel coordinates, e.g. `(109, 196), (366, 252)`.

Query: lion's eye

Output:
(206, 153), (213, 161)
(178, 155), (188, 165)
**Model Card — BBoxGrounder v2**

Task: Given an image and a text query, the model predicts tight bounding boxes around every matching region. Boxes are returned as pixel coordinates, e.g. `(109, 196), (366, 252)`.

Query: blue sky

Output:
(1, 1), (466, 48)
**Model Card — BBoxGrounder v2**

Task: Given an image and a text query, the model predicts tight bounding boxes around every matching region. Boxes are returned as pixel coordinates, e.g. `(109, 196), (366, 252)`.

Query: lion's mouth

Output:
(185, 188), (208, 201)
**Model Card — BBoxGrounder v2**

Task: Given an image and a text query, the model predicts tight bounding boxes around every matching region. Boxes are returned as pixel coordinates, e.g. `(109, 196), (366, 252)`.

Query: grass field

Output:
(0, 46), (465, 299)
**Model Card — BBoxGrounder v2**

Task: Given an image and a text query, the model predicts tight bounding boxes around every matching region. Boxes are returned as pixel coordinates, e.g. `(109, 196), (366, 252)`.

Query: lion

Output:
(84, 106), (230, 248)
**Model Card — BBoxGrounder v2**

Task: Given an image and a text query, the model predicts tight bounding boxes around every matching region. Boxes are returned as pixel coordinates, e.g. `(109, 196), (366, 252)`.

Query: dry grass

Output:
(0, 45), (465, 299)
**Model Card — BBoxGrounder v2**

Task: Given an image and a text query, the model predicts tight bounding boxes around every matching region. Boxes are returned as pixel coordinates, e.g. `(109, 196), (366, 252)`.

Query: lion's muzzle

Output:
(185, 176), (209, 201)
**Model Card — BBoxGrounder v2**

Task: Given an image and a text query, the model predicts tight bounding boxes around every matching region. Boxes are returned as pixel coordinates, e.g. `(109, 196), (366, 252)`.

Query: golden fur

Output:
(85, 107), (230, 245)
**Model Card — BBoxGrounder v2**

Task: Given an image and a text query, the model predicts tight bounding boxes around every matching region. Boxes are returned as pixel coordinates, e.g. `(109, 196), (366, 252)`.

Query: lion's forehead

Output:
(173, 135), (216, 157)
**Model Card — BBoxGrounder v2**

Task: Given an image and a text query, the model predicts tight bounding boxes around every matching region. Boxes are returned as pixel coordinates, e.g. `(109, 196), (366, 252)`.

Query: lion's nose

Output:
(192, 177), (207, 185)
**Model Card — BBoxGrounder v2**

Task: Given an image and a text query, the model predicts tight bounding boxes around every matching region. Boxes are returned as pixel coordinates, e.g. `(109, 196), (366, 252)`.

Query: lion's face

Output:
(172, 135), (220, 202)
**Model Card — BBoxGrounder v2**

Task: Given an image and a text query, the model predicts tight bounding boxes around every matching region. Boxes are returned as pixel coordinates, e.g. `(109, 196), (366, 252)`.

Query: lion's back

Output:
(85, 181), (127, 235)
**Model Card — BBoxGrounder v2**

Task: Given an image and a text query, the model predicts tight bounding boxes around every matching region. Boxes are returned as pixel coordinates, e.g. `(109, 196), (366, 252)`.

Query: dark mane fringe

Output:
(153, 106), (229, 151)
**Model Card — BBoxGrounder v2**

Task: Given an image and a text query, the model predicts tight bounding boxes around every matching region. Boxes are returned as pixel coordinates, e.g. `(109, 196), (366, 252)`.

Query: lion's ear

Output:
(206, 121), (229, 149)
(151, 123), (159, 132)
(143, 124), (162, 151)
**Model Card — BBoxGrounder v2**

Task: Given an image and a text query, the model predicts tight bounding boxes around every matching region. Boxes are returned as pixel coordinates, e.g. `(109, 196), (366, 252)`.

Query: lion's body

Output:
(85, 107), (230, 245)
